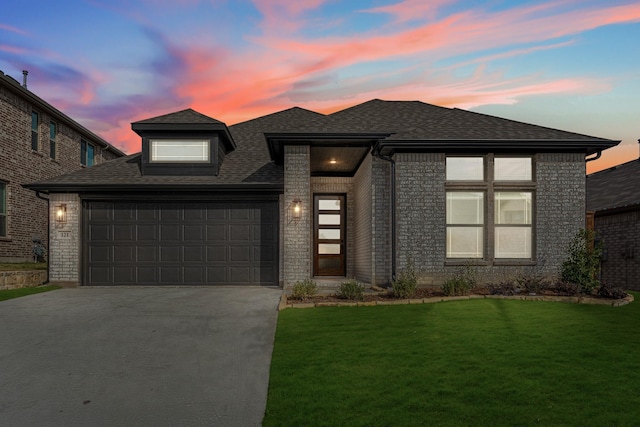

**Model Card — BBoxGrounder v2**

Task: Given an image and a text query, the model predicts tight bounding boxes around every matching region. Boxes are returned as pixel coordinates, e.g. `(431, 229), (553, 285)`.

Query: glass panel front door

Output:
(314, 194), (345, 276)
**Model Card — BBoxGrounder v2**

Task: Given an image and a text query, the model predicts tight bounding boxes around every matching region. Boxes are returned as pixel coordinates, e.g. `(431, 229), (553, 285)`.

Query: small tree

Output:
(561, 229), (601, 294)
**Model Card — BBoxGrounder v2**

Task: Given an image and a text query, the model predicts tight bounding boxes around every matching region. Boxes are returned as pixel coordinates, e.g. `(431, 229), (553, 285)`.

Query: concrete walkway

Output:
(0, 286), (282, 427)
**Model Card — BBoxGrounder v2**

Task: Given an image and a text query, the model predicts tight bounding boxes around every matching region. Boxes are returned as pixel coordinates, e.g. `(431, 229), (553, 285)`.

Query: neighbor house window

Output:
(150, 139), (210, 162)
(49, 122), (57, 159)
(0, 182), (7, 237)
(31, 111), (39, 150)
(445, 156), (535, 261)
(81, 139), (95, 166)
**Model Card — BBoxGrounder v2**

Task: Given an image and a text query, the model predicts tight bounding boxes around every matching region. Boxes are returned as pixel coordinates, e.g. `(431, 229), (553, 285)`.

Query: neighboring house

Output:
(0, 70), (125, 262)
(587, 158), (640, 291)
(25, 100), (618, 287)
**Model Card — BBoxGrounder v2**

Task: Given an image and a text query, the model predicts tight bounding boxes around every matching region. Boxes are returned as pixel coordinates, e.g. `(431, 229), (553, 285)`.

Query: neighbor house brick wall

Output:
(595, 209), (640, 291)
(48, 193), (81, 285)
(0, 77), (120, 262)
(352, 154), (373, 283)
(283, 145), (311, 288)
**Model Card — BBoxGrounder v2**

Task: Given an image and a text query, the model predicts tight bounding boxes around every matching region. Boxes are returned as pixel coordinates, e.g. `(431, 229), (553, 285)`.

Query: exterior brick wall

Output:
(283, 145), (311, 288)
(392, 152), (586, 286)
(352, 154), (372, 283)
(595, 209), (640, 290)
(0, 76), (122, 262)
(371, 157), (392, 285)
(48, 193), (81, 284)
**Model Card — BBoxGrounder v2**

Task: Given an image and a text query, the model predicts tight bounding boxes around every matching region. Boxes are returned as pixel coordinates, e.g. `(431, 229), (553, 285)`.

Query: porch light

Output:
(329, 159), (337, 164)
(56, 204), (67, 224)
(291, 200), (302, 221)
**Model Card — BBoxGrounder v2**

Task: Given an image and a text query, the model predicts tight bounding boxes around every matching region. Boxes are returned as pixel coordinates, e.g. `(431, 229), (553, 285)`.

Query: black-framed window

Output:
(81, 139), (95, 166)
(445, 155), (535, 261)
(0, 182), (7, 237)
(49, 122), (57, 159)
(31, 111), (39, 151)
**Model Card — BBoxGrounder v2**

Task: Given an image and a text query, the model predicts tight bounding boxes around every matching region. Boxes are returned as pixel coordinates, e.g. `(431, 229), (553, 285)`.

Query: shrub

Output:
(597, 283), (627, 300)
(392, 261), (418, 299)
(554, 281), (580, 296)
(516, 273), (547, 294)
(290, 279), (318, 301)
(561, 229), (602, 294)
(487, 282), (516, 296)
(337, 280), (365, 301)
(442, 264), (477, 296)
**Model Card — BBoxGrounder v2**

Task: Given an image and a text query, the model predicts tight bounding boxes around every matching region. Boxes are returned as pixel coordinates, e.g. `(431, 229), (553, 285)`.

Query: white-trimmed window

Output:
(495, 192), (532, 258)
(150, 139), (210, 163)
(446, 155), (534, 261)
(446, 192), (484, 258)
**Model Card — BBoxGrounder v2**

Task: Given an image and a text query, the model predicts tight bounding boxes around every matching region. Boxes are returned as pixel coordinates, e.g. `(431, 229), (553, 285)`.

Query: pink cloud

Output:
(361, 0), (455, 23)
(0, 23), (28, 36)
(251, 0), (329, 33)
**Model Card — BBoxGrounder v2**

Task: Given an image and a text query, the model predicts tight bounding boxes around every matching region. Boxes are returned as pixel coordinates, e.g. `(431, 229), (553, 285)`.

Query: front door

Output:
(314, 194), (346, 276)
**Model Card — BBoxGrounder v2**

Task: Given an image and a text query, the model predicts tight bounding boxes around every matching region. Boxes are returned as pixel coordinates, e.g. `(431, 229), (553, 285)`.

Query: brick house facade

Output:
(587, 159), (640, 290)
(0, 70), (125, 262)
(26, 101), (618, 287)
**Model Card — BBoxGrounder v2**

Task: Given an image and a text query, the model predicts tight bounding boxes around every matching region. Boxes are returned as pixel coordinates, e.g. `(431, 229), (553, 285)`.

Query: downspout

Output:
(585, 150), (602, 162)
(372, 148), (397, 282)
(35, 191), (50, 284)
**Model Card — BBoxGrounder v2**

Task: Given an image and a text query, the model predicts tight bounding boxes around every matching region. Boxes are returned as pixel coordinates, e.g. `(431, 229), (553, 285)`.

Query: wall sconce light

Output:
(291, 199), (302, 221)
(56, 204), (67, 224)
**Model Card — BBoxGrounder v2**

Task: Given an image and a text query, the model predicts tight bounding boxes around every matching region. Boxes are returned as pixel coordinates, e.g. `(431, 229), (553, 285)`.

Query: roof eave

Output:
(374, 139), (621, 156)
(23, 182), (282, 194)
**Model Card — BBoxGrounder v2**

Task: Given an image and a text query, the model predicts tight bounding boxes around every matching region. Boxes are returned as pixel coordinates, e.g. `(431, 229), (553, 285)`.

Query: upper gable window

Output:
(495, 157), (532, 181)
(150, 139), (210, 163)
(446, 157), (484, 181)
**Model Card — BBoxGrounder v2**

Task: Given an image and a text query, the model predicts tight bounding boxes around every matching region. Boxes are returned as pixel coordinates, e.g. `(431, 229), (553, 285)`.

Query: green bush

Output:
(561, 229), (602, 294)
(337, 280), (365, 301)
(442, 264), (477, 296)
(290, 279), (318, 300)
(392, 261), (418, 299)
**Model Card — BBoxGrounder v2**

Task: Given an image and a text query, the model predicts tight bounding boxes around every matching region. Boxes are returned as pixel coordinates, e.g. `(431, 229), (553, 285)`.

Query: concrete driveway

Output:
(0, 286), (282, 427)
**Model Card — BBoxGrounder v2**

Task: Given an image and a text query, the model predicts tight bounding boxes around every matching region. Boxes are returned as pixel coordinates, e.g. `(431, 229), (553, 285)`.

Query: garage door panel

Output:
(160, 224), (181, 241)
(137, 267), (157, 283)
(184, 246), (204, 262)
(184, 225), (204, 241)
(114, 224), (134, 241)
(230, 225), (251, 241)
(137, 204), (158, 220)
(86, 200), (278, 286)
(89, 245), (111, 262)
(207, 245), (228, 262)
(137, 246), (158, 262)
(114, 267), (135, 283)
(114, 246), (134, 262)
(90, 224), (111, 242)
(160, 246), (181, 262)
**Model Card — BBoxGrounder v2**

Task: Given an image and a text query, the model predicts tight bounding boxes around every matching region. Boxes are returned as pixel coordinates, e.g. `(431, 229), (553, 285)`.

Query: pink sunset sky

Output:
(1, 0), (639, 172)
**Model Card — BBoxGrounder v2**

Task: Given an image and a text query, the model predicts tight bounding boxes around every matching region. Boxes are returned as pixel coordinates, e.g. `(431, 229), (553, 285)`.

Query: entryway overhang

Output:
(265, 133), (391, 176)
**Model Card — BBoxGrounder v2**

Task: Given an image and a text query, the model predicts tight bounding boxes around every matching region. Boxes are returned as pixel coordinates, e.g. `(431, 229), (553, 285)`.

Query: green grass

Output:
(0, 285), (60, 301)
(0, 262), (47, 271)
(264, 293), (640, 426)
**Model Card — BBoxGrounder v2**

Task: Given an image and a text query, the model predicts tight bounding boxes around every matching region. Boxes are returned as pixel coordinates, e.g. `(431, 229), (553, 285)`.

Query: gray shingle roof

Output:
(25, 99), (619, 192)
(587, 159), (640, 212)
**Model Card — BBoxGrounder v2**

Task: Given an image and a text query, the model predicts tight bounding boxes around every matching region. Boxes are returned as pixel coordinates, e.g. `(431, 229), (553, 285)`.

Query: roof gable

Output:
(587, 159), (640, 212)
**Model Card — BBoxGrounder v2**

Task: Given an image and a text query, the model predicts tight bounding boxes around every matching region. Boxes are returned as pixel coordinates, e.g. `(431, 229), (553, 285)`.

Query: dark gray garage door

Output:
(84, 201), (278, 286)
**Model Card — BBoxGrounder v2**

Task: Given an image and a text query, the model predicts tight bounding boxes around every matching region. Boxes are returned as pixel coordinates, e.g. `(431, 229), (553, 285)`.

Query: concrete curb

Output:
(279, 292), (634, 310)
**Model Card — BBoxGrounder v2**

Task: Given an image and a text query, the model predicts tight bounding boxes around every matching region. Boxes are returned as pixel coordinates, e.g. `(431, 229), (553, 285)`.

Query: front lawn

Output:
(264, 294), (640, 426)
(0, 285), (60, 302)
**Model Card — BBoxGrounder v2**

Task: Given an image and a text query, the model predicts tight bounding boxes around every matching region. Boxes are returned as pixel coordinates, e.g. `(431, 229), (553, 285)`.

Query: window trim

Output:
(31, 111), (39, 151)
(81, 139), (95, 167)
(49, 122), (57, 159)
(0, 181), (7, 238)
(445, 154), (536, 264)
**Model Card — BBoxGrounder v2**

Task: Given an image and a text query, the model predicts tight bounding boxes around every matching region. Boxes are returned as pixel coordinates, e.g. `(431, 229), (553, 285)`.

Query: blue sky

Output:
(1, 0), (639, 172)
